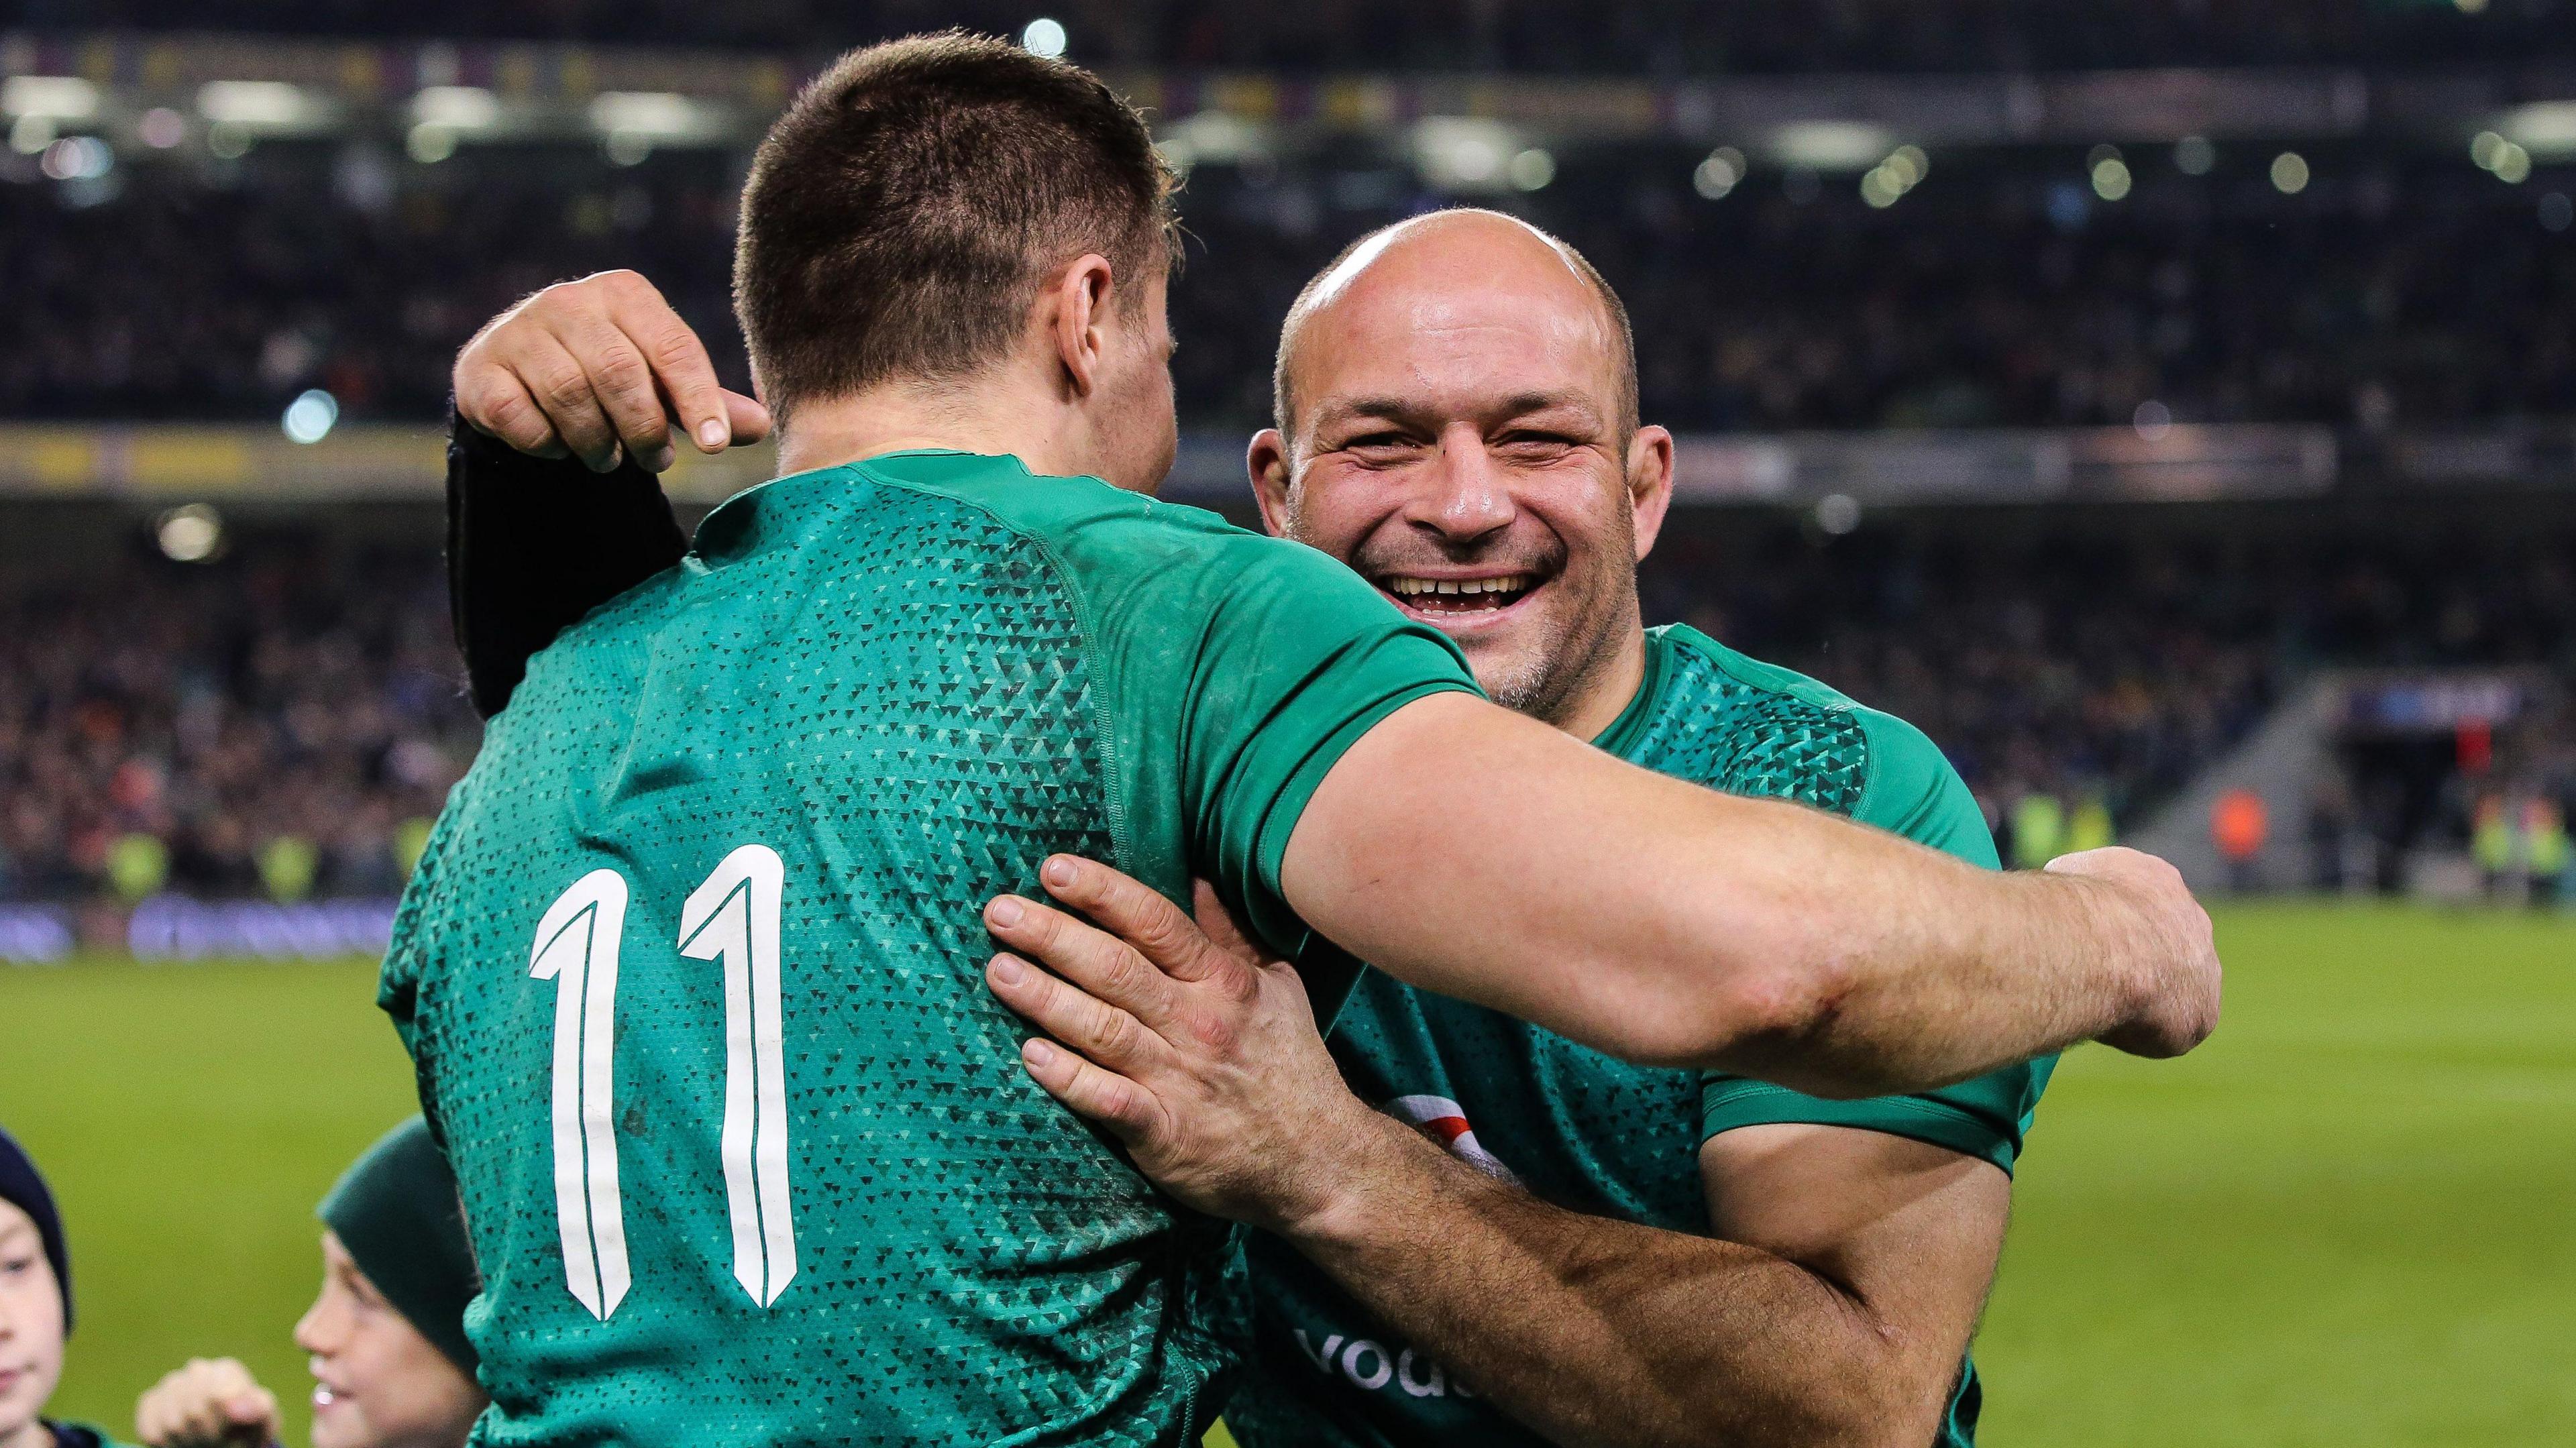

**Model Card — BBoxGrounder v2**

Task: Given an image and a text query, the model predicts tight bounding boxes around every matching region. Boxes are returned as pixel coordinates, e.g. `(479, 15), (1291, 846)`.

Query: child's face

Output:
(293, 1232), (484, 1448)
(0, 1201), (66, 1448)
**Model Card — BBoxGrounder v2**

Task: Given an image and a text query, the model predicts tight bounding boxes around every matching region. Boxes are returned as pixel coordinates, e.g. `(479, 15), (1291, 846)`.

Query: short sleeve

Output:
(1060, 512), (1481, 961)
(1699, 707), (2055, 1174)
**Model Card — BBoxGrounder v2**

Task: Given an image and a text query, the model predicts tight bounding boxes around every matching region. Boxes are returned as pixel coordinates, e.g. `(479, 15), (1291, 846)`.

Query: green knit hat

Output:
(317, 1117), (479, 1374)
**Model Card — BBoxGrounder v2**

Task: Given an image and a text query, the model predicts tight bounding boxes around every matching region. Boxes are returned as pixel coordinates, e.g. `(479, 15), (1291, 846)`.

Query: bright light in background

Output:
(1411, 116), (1518, 191)
(1507, 147), (1556, 192)
(2090, 144), (2133, 201)
(2500, 101), (2576, 159)
(156, 504), (225, 563)
(137, 107), (187, 149)
(1813, 493), (1861, 536)
(1155, 111), (1268, 174)
(281, 388), (339, 445)
(408, 125), (458, 163)
(2133, 399), (2174, 440)
(206, 123), (253, 159)
(2270, 151), (2310, 194)
(1860, 144), (1927, 207)
(590, 91), (721, 142)
(412, 85), (499, 131)
(9, 115), (53, 155)
(2, 76), (100, 121)
(2174, 135), (2215, 175)
(2471, 129), (2533, 183)
(1693, 146), (1746, 200)
(1770, 119), (1892, 172)
(40, 135), (113, 182)
(197, 80), (316, 129)
(1022, 17), (1069, 58)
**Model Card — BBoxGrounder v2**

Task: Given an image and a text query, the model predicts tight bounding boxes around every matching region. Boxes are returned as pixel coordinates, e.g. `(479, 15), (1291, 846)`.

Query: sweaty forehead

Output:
(1284, 217), (1623, 430)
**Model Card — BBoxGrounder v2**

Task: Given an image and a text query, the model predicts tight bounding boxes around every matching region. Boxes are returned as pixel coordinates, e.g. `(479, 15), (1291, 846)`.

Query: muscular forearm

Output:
(1276, 1115), (1933, 1448)
(1289, 694), (2216, 1090)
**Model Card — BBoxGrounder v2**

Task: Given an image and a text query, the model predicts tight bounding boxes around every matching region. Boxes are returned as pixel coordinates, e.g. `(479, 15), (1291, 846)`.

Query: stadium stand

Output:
(4, 510), (2567, 907)
(7, 0), (2571, 72)
(7, 154), (2576, 435)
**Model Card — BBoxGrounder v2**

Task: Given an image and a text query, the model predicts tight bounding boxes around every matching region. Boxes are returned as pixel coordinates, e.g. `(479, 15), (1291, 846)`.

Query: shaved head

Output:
(1272, 209), (1638, 447)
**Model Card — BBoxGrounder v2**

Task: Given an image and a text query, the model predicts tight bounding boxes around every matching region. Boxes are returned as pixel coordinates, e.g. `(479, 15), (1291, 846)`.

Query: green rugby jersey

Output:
(378, 451), (1479, 1448)
(1227, 623), (2053, 1448)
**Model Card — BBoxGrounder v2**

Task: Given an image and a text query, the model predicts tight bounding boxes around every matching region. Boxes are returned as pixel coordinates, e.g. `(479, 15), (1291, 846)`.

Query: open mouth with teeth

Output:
(1377, 573), (1541, 620)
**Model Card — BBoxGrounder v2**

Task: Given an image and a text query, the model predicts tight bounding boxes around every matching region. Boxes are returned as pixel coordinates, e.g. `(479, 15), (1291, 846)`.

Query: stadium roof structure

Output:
(7, 30), (2576, 172)
(25, 417), (2573, 510)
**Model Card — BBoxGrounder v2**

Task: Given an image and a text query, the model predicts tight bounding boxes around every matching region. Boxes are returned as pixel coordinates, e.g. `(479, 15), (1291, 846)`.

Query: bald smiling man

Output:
(443, 205), (2202, 1447)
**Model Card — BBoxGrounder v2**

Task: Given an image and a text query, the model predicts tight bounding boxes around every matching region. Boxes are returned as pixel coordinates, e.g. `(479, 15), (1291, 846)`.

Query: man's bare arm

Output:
(1273, 1120), (2006, 1448)
(982, 869), (2010, 1448)
(1285, 693), (2217, 1089)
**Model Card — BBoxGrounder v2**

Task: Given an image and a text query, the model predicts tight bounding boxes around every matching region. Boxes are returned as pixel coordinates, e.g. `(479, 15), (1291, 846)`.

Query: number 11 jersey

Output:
(379, 450), (1477, 1448)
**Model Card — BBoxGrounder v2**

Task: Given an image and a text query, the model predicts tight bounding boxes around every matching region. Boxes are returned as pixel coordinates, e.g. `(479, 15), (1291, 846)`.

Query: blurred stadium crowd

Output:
(7, 0), (2569, 72)
(4, 517), (2569, 905)
(9, 155), (2576, 435)
(2, 0), (2573, 914)
(0, 544), (471, 904)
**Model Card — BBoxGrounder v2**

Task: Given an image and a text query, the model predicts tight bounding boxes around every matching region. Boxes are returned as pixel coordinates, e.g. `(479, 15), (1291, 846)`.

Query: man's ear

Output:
(1626, 425), (1676, 563)
(1246, 429), (1295, 539)
(1049, 254), (1117, 398)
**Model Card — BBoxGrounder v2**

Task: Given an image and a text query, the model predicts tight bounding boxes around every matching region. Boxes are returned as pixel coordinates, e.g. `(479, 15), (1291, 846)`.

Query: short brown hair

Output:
(734, 32), (1177, 419)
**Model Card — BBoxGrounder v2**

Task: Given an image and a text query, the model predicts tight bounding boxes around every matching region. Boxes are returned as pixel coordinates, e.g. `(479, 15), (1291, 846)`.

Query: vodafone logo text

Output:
(1291, 1329), (1477, 1400)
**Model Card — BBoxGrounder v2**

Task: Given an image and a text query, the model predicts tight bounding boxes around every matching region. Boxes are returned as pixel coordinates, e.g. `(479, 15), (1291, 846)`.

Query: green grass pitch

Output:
(2, 903), (2568, 1447)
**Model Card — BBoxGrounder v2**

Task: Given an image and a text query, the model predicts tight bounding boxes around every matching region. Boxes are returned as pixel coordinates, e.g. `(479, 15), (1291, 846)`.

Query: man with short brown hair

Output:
(413, 32), (2217, 1447)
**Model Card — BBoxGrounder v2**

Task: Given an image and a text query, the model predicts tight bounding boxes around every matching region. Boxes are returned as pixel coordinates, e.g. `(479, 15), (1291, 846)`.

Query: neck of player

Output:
(1545, 606), (1653, 745)
(771, 371), (1107, 486)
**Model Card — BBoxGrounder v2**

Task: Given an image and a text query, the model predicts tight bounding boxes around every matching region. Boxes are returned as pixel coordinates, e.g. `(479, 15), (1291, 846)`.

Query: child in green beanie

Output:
(1, 1125), (131, 1448)
(133, 1120), (485, 1448)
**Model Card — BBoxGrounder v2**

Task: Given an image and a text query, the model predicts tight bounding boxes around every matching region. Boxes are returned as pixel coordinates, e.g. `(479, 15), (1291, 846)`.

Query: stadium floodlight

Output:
(197, 80), (321, 131)
(2500, 101), (2576, 160)
(282, 389), (339, 445)
(1860, 146), (1928, 207)
(156, 504), (225, 564)
(1769, 120), (1891, 172)
(1155, 110), (1268, 174)
(1022, 17), (1069, 58)
(1, 75), (99, 121)
(412, 86), (500, 133)
(409, 125), (459, 164)
(1411, 117), (1520, 192)
(1507, 148), (1556, 192)
(38, 135), (113, 182)
(137, 107), (187, 149)
(589, 91), (725, 143)
(2270, 151), (2310, 194)
(1693, 147), (1746, 200)
(2091, 156), (2134, 201)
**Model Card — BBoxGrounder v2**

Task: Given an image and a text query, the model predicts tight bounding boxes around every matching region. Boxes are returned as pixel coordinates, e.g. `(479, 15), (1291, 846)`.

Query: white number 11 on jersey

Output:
(529, 845), (797, 1321)
(677, 844), (797, 1308)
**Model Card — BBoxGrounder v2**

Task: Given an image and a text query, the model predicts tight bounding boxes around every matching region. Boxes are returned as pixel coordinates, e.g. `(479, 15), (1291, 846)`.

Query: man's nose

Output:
(1404, 422), (1516, 543)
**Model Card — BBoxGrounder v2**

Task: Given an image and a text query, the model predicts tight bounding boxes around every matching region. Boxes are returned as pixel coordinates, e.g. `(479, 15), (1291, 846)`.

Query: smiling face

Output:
(293, 1232), (484, 1448)
(1252, 211), (1672, 730)
(0, 1203), (64, 1448)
